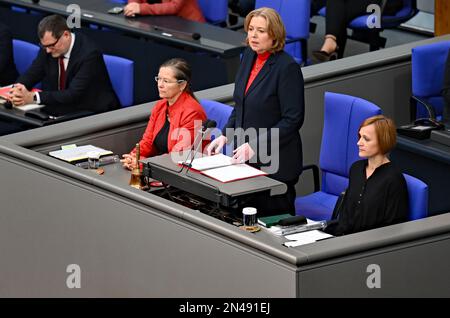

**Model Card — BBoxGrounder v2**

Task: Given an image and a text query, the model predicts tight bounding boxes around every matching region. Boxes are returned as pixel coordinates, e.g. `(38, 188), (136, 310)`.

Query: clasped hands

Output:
(121, 153), (137, 170)
(206, 135), (255, 164)
(5, 83), (34, 106)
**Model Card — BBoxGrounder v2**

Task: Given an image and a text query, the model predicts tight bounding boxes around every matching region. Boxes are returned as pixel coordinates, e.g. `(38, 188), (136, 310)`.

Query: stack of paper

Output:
(49, 145), (113, 163)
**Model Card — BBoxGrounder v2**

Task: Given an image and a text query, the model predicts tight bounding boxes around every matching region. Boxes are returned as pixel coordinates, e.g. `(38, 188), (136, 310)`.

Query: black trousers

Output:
(325, 0), (382, 56)
(236, 179), (298, 218)
(311, 0), (326, 17)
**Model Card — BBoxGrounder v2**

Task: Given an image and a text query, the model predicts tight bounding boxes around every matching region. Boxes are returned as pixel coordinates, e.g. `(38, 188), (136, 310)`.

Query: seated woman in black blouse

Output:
(326, 115), (409, 236)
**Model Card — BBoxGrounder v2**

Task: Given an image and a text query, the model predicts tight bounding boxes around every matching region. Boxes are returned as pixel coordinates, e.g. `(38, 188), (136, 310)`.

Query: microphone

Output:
(4, 100), (13, 109)
(181, 119), (217, 173)
(141, 118), (229, 208)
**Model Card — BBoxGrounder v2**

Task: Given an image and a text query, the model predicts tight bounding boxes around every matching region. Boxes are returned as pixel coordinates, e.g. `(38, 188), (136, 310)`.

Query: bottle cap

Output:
(242, 207), (257, 215)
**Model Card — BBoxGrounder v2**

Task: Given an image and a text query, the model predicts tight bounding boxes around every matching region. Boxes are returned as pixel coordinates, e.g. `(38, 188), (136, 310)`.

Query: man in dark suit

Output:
(0, 22), (19, 87)
(9, 15), (120, 116)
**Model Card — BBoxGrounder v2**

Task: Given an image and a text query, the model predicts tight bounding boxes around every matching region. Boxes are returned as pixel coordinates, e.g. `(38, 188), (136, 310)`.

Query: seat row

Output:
(11, 39), (134, 108)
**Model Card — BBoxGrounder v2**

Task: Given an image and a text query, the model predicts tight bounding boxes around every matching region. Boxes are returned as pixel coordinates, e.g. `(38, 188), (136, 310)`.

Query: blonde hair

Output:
(359, 115), (397, 154)
(244, 7), (286, 53)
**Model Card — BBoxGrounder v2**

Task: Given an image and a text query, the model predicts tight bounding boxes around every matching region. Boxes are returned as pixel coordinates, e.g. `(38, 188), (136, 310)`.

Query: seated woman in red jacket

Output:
(121, 58), (207, 170)
(124, 0), (206, 23)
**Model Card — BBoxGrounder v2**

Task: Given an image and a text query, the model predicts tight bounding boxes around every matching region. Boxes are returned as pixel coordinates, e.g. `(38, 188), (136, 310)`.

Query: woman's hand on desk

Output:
(121, 153), (136, 170)
(124, 3), (140, 17)
(206, 135), (228, 156)
(231, 143), (255, 164)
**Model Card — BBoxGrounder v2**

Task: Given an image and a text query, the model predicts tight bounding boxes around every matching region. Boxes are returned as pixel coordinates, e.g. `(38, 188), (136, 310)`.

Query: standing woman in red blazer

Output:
(121, 58), (206, 170)
(124, 0), (206, 22)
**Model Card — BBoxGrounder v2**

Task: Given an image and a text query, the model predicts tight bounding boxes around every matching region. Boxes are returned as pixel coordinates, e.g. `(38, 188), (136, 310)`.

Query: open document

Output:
(180, 153), (267, 183)
(49, 145), (113, 163)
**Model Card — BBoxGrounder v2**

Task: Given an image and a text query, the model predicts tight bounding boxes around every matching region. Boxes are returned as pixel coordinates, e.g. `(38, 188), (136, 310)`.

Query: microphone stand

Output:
(180, 119), (216, 174)
(179, 127), (206, 174)
(182, 129), (207, 174)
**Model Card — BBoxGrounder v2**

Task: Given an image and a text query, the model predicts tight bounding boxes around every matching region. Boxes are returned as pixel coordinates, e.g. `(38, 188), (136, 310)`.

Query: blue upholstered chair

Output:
(295, 92), (381, 221)
(12, 39), (40, 76)
(198, 0), (228, 26)
(103, 54), (134, 108)
(411, 41), (450, 120)
(255, 0), (310, 65)
(200, 99), (232, 131)
(403, 173), (428, 220)
(200, 99), (233, 154)
(318, 0), (418, 54)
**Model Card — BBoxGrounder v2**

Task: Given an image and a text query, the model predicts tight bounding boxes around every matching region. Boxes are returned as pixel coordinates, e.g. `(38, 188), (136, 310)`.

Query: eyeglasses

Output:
(40, 34), (62, 49)
(154, 76), (185, 85)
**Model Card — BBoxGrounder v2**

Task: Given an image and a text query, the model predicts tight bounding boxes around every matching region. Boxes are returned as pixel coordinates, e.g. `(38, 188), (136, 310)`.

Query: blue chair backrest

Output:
(12, 39), (40, 75)
(381, 0), (417, 27)
(412, 41), (450, 118)
(320, 92), (381, 196)
(200, 99), (233, 155)
(320, 1), (417, 29)
(255, 0), (310, 64)
(403, 173), (428, 220)
(200, 99), (232, 131)
(103, 54), (134, 107)
(198, 0), (228, 25)
(348, 0), (417, 29)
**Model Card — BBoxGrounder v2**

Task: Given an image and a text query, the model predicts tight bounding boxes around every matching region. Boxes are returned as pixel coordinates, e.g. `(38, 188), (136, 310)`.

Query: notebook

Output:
(49, 145), (113, 163)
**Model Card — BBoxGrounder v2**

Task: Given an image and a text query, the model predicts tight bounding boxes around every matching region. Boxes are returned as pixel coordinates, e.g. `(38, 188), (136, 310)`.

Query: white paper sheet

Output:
(283, 230), (333, 247)
(181, 153), (233, 171)
(201, 163), (267, 183)
(16, 104), (45, 112)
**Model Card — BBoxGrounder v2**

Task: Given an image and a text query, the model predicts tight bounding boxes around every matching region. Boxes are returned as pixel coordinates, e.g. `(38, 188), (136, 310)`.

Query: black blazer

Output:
(0, 22), (19, 87)
(224, 47), (305, 182)
(17, 32), (120, 116)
